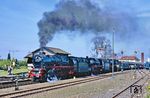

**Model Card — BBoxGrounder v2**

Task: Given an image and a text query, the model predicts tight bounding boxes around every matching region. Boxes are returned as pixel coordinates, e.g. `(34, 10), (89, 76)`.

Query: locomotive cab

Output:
(88, 58), (103, 75)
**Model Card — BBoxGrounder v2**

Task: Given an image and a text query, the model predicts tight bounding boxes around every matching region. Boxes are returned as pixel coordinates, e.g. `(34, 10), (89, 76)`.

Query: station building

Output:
(24, 47), (70, 70)
(119, 56), (140, 63)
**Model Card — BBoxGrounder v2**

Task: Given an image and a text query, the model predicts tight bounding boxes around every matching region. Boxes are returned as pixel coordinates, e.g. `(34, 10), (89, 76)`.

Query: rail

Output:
(112, 70), (149, 98)
(0, 71), (126, 98)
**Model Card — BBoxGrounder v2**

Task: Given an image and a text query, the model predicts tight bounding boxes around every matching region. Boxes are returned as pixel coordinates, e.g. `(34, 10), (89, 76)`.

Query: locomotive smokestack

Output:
(38, 0), (137, 47)
(141, 52), (144, 63)
(86, 56), (89, 59)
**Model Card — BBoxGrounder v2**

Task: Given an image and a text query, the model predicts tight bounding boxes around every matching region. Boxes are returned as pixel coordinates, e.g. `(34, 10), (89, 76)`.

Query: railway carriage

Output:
(120, 62), (131, 70)
(135, 62), (144, 69)
(144, 62), (150, 69)
(120, 62), (143, 70)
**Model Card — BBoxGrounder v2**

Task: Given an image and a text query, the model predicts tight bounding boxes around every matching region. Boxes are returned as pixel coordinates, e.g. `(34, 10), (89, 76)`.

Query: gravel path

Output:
(23, 70), (149, 98)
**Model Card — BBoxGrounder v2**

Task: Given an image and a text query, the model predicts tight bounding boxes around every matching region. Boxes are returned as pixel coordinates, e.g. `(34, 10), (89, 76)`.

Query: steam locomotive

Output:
(28, 51), (122, 82)
(28, 51), (143, 82)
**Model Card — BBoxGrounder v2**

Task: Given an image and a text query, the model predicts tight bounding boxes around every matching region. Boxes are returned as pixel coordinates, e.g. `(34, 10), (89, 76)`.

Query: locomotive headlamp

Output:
(34, 55), (42, 63)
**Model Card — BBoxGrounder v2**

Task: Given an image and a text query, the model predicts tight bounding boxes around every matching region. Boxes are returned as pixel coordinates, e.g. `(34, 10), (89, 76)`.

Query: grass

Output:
(0, 66), (28, 76)
(145, 80), (150, 98)
(0, 70), (7, 76)
(146, 95), (150, 98)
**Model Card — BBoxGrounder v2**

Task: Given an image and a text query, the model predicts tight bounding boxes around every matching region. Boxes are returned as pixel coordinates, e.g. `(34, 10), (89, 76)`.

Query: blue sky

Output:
(0, 0), (150, 60)
(0, 0), (59, 59)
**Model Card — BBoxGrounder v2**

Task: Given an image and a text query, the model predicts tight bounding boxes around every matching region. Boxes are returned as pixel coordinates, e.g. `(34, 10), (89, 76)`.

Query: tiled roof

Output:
(24, 47), (70, 58)
(45, 47), (71, 55)
(24, 53), (32, 58)
(120, 56), (139, 60)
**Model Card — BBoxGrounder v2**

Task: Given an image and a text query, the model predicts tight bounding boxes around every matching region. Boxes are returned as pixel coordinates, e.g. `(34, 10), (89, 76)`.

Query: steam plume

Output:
(38, 0), (137, 47)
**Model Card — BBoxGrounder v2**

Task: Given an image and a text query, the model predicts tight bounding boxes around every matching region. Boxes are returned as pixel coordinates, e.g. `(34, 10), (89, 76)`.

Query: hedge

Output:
(0, 60), (27, 70)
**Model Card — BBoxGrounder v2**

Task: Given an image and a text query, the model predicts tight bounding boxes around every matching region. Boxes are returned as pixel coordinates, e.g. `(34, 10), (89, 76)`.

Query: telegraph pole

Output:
(133, 50), (137, 79)
(9, 50), (19, 59)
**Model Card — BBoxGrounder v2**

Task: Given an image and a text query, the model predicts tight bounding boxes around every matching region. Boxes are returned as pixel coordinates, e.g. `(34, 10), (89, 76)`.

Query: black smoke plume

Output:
(38, 0), (137, 47)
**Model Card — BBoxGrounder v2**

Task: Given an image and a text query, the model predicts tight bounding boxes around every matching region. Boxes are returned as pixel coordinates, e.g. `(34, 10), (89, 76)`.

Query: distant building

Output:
(119, 56), (140, 62)
(24, 47), (71, 70)
(141, 52), (144, 63)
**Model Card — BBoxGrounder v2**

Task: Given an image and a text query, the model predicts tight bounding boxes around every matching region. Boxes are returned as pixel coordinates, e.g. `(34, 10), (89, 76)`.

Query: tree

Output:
(7, 53), (11, 60)
(90, 36), (112, 58)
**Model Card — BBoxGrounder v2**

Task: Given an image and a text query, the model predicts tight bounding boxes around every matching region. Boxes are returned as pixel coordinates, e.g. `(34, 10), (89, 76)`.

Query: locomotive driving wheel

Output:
(31, 76), (36, 82)
(47, 69), (59, 82)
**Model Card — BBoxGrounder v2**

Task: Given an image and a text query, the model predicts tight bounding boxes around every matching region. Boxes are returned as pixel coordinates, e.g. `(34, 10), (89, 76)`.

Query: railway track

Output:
(0, 71), (127, 98)
(0, 79), (35, 89)
(112, 70), (149, 98)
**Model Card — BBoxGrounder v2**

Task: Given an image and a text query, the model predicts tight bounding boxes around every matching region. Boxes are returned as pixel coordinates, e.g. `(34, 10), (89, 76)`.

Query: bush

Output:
(18, 60), (27, 66)
(14, 60), (27, 69)
(0, 60), (11, 70)
(0, 59), (27, 70)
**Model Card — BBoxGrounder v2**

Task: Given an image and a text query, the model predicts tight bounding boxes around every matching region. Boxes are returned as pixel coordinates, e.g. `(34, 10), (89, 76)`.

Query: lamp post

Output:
(112, 28), (115, 78)
(121, 50), (124, 72)
(133, 50), (137, 79)
(134, 51), (137, 69)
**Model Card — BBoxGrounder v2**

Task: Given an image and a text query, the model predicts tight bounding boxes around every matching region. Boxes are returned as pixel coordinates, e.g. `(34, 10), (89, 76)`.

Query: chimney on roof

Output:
(141, 52), (144, 63)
